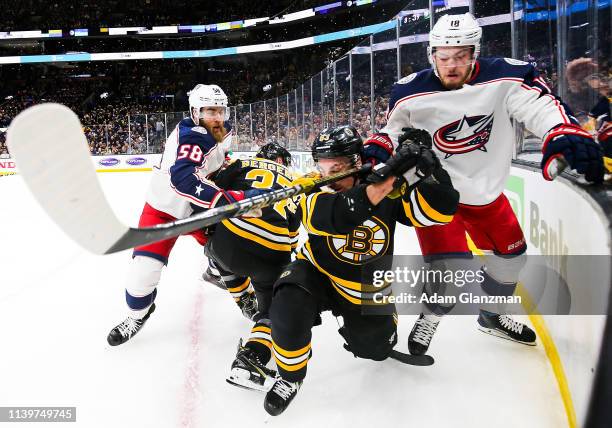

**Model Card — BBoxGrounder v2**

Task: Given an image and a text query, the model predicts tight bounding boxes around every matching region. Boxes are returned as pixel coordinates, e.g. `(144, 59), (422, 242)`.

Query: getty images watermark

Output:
(361, 255), (611, 316)
(369, 265), (510, 305)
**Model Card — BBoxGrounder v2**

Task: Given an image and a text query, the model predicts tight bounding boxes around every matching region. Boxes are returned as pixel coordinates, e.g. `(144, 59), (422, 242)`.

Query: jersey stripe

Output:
(222, 219), (292, 252)
(401, 198), (424, 227)
(416, 190), (453, 223)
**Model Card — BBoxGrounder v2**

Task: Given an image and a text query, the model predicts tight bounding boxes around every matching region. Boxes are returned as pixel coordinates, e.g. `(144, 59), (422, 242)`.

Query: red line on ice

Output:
(180, 289), (204, 427)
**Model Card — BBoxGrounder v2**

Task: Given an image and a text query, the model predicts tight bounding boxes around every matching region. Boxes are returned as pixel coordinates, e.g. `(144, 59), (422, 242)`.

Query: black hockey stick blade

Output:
(389, 349), (434, 366)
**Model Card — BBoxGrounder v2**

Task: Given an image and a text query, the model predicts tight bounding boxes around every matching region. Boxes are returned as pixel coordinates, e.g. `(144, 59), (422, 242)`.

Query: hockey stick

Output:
(343, 343), (434, 366)
(389, 349), (434, 366)
(7, 103), (371, 255)
(544, 156), (569, 180)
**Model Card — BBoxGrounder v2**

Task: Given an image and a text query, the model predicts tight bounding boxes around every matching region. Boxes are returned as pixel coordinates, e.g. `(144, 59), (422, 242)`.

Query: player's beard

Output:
(201, 120), (226, 142)
(211, 125), (226, 143)
(439, 65), (473, 90)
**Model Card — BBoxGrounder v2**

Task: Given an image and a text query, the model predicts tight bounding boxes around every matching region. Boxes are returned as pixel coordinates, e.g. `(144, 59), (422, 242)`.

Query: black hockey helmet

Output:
(256, 142), (292, 167)
(311, 125), (363, 165)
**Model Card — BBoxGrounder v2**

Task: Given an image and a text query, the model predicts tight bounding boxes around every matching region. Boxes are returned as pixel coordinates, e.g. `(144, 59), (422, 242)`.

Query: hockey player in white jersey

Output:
(107, 84), (263, 346)
(370, 13), (604, 354)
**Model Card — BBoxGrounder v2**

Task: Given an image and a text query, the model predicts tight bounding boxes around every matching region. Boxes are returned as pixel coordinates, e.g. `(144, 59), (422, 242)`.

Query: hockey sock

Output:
(125, 255), (163, 317)
(226, 277), (254, 304)
(245, 318), (273, 364)
(479, 268), (518, 314)
(270, 285), (318, 383)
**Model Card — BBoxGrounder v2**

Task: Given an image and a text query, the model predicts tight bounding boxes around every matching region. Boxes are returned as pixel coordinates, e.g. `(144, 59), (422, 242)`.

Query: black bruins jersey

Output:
(296, 168), (459, 306)
(213, 157), (300, 259)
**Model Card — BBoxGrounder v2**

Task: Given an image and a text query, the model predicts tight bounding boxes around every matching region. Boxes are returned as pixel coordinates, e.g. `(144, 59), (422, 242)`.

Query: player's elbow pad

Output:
(331, 185), (375, 234)
(416, 168), (460, 217)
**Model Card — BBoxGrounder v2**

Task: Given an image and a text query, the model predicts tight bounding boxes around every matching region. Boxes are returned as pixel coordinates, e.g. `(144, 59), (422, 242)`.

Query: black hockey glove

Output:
(541, 124), (604, 183)
(366, 142), (440, 185)
(398, 127), (433, 148)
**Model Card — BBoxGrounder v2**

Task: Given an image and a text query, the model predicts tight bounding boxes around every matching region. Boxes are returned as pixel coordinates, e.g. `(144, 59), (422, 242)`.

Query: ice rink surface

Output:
(0, 172), (568, 427)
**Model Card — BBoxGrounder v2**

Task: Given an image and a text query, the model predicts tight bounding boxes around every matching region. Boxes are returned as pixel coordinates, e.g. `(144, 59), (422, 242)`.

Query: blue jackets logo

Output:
(433, 113), (494, 158)
(126, 157), (147, 166)
(99, 158), (119, 166)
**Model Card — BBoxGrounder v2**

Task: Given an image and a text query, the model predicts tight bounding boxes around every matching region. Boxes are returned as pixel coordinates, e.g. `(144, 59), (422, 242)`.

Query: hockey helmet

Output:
(311, 125), (363, 165)
(428, 13), (482, 76)
(188, 84), (230, 125)
(256, 142), (292, 167)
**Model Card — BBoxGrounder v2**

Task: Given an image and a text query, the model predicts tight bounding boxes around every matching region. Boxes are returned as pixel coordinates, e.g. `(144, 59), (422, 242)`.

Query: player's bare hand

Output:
(366, 176), (396, 205)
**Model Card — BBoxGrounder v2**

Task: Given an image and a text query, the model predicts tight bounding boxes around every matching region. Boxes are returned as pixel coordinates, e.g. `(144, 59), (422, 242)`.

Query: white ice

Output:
(0, 172), (567, 428)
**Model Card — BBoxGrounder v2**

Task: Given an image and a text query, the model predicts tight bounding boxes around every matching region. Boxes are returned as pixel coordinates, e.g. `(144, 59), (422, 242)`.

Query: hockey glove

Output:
(362, 133), (394, 166)
(541, 124), (604, 183)
(211, 189), (267, 217)
(398, 127), (433, 148)
(597, 123), (612, 174)
(366, 142), (440, 185)
(290, 171), (322, 193)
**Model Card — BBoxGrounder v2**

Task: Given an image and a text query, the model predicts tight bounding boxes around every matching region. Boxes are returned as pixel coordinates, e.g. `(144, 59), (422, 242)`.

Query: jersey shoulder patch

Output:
(397, 73), (417, 85)
(503, 58), (529, 66)
(388, 68), (441, 111)
(191, 126), (208, 135)
(178, 122), (216, 150)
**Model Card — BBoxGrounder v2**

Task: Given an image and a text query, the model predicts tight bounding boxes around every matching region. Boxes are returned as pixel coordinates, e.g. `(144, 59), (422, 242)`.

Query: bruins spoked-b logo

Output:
(433, 113), (494, 158)
(327, 217), (389, 265)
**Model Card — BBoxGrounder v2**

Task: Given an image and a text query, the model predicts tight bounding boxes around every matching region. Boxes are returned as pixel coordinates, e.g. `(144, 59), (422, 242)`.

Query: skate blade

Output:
(477, 326), (537, 346)
(226, 369), (274, 393)
(226, 377), (273, 393)
(201, 273), (227, 290)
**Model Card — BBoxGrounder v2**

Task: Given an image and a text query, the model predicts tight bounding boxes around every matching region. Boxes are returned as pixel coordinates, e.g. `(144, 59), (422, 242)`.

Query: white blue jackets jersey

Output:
(383, 57), (577, 205)
(146, 118), (233, 219)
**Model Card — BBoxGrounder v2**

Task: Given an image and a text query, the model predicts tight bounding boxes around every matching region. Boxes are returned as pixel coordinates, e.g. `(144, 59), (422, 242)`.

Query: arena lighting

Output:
(0, 21), (396, 64)
(0, 4), (575, 66)
(314, 2), (342, 13)
(0, 0), (381, 40)
(269, 9), (315, 24)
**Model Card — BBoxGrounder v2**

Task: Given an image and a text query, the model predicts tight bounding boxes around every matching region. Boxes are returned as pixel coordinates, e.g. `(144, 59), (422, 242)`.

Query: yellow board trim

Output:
(251, 326), (271, 334)
(2, 168), (153, 176)
(518, 286), (577, 428)
(466, 234), (576, 428)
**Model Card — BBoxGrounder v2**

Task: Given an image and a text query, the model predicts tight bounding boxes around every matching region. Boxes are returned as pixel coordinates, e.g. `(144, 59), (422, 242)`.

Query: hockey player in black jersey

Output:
(205, 142), (300, 392)
(263, 126), (459, 416)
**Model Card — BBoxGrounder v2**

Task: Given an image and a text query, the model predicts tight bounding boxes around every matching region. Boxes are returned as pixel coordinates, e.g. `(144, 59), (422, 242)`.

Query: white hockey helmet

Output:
(188, 83), (229, 125)
(428, 13), (482, 75)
